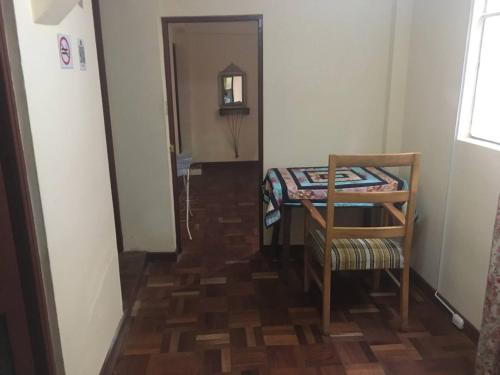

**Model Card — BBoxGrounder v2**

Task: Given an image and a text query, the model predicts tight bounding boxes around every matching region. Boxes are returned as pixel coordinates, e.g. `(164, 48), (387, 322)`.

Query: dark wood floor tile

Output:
(420, 356), (474, 374)
(370, 343), (421, 362)
(146, 352), (200, 375)
(343, 363), (385, 374)
(289, 307), (321, 325)
(177, 330), (197, 352)
(334, 342), (376, 366)
(302, 344), (342, 367)
(295, 325), (308, 345)
(267, 345), (304, 368)
(113, 355), (150, 375)
(123, 333), (163, 355)
(231, 347), (268, 370)
(200, 297), (229, 313)
(221, 347), (231, 373)
(228, 295), (259, 311)
(119, 252), (148, 311)
(202, 349), (222, 374)
(260, 308), (292, 326)
(310, 325), (325, 345)
(262, 326), (300, 346)
(230, 328), (248, 349)
(199, 312), (229, 330)
(205, 284), (228, 298)
(128, 316), (166, 336)
(166, 314), (198, 327)
(270, 369), (320, 375)
(317, 365), (347, 375)
(160, 331), (179, 353)
(229, 310), (261, 328)
(113, 164), (476, 375)
(227, 282), (256, 297)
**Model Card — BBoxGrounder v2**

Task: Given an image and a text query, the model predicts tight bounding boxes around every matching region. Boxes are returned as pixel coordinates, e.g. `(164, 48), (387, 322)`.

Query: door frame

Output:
(92, 0), (124, 253)
(0, 4), (56, 374)
(161, 15), (264, 254)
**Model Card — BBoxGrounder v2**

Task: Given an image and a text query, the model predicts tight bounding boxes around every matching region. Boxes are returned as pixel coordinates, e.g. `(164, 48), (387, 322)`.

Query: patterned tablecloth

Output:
(262, 166), (406, 228)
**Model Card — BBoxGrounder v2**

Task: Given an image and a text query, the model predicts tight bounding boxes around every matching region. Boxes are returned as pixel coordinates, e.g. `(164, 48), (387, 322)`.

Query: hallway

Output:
(177, 162), (260, 271)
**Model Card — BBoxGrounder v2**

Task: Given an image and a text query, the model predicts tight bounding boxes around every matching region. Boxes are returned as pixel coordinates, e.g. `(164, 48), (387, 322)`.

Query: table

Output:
(262, 166), (407, 278)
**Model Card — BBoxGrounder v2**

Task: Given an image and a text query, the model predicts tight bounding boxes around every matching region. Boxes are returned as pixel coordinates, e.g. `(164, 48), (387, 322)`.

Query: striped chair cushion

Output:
(309, 229), (404, 271)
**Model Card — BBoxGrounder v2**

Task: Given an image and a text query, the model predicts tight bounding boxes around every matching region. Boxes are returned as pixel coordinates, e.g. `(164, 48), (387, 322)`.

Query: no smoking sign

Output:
(58, 34), (73, 69)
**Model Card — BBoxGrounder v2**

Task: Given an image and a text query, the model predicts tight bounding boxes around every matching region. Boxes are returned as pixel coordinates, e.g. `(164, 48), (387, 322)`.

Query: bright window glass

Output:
(470, 15), (500, 144)
(487, 0), (500, 12)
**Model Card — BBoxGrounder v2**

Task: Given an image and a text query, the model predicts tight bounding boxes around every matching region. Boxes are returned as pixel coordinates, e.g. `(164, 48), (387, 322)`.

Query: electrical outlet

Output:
(452, 313), (464, 330)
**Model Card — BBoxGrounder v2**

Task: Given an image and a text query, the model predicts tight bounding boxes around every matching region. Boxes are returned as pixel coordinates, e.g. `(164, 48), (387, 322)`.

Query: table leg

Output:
(271, 220), (281, 258)
(186, 169), (192, 240)
(280, 206), (292, 282)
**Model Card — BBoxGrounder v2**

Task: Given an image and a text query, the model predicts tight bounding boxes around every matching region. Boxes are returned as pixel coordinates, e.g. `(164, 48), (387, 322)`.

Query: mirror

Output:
(219, 63), (247, 108)
(222, 75), (243, 105)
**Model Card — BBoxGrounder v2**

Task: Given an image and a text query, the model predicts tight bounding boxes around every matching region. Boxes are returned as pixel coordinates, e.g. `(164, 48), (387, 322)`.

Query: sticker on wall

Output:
(77, 38), (86, 71)
(57, 34), (73, 69)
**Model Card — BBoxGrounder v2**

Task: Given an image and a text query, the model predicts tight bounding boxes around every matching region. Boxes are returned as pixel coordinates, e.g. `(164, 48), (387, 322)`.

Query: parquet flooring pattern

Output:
(113, 163), (476, 375)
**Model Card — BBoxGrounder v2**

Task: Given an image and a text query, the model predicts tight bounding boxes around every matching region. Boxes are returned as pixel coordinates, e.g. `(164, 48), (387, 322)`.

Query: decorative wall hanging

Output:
(218, 63), (250, 158)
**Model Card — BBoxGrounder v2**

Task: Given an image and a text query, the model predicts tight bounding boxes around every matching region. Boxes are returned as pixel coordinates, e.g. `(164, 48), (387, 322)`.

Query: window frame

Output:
(459, 0), (500, 147)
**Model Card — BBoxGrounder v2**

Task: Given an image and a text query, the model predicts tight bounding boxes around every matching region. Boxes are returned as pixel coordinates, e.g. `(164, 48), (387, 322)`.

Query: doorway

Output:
(162, 16), (263, 266)
(0, 6), (54, 373)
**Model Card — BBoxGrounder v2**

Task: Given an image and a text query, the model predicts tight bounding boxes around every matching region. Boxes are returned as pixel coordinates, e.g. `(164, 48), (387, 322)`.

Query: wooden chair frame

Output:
(302, 153), (421, 335)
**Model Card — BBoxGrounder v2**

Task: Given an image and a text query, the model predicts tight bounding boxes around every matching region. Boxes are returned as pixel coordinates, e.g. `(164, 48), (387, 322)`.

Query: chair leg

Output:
(372, 269), (381, 290)
(400, 265), (410, 329)
(303, 215), (311, 293)
(322, 267), (332, 335)
(304, 244), (311, 293)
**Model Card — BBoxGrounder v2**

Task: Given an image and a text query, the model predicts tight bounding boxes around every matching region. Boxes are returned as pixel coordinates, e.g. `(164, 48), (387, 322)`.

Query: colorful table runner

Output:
(262, 166), (406, 228)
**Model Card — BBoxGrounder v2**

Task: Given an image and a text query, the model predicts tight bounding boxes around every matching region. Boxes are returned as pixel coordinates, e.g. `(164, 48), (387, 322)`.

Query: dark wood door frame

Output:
(172, 43), (183, 154)
(161, 15), (264, 254)
(92, 0), (124, 253)
(0, 5), (55, 374)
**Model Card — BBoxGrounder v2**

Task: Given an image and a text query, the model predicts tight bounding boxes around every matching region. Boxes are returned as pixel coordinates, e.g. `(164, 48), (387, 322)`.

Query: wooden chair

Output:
(302, 153), (421, 335)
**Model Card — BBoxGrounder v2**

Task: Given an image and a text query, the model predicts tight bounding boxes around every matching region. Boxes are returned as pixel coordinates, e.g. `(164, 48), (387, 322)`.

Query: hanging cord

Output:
(225, 112), (244, 158)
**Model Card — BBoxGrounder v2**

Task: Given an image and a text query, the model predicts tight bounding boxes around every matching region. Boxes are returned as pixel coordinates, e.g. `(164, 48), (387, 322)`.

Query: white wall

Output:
(162, 0), (395, 169)
(401, 0), (499, 328)
(11, 1), (123, 374)
(100, 0), (176, 252)
(440, 141), (500, 327)
(100, 0), (399, 249)
(172, 22), (259, 162)
(401, 0), (471, 287)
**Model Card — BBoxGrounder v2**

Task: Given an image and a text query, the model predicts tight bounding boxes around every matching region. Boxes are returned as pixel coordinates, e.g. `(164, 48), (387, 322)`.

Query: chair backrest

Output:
(325, 153), (421, 247)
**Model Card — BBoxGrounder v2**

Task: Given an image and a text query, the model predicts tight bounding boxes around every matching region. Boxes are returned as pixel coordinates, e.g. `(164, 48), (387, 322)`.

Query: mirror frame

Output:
(218, 63), (247, 108)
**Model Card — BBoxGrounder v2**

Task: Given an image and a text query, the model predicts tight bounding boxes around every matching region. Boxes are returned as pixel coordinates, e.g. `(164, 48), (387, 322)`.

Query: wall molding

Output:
(410, 269), (479, 343)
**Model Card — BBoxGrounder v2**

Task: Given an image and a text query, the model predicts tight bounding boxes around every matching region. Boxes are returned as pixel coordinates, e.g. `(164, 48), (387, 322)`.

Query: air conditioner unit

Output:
(32, 0), (81, 25)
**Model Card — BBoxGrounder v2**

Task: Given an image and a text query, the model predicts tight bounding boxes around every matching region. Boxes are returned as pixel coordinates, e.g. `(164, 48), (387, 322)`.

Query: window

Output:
(460, 0), (500, 145)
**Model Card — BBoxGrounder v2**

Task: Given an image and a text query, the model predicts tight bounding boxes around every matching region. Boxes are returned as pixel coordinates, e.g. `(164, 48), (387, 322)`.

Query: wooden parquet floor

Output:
(113, 163), (476, 374)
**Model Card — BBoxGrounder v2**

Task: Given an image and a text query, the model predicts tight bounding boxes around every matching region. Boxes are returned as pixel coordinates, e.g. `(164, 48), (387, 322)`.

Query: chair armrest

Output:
(301, 200), (326, 229)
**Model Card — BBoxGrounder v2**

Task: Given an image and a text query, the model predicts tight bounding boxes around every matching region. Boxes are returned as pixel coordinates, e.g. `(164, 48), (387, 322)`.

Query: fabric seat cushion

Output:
(309, 229), (404, 271)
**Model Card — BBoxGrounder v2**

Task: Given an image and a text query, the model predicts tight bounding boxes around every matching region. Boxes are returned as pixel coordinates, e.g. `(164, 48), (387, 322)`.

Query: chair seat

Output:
(309, 229), (404, 271)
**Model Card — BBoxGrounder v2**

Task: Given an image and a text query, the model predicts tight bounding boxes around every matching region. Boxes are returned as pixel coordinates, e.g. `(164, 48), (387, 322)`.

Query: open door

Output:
(0, 165), (36, 375)
(0, 3), (54, 373)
